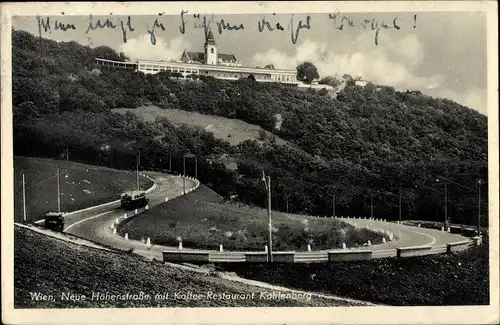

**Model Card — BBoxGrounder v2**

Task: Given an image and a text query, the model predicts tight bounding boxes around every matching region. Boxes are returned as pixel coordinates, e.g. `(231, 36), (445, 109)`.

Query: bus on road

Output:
(120, 190), (149, 210)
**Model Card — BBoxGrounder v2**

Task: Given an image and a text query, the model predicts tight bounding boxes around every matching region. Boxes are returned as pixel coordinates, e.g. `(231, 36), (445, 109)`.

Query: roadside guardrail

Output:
(396, 245), (433, 258)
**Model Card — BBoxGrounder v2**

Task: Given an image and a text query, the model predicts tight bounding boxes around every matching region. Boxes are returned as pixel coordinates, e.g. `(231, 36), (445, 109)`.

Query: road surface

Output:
(63, 172), (198, 260)
(61, 171), (469, 261)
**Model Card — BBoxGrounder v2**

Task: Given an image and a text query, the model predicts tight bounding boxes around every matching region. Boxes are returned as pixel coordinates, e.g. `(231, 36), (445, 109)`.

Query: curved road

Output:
(62, 171), (469, 261)
(64, 172), (198, 260)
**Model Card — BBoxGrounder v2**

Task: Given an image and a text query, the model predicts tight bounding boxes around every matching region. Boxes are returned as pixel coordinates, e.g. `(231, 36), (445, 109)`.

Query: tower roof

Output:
(204, 30), (217, 46)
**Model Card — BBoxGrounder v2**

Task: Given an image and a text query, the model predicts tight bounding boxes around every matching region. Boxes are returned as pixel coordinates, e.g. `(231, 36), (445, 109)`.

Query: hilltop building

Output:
(95, 31), (299, 85)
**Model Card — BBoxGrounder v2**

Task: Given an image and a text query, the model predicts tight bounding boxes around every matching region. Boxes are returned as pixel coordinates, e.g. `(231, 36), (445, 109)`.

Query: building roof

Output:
(183, 51), (237, 63)
(204, 30), (216, 46)
(184, 51), (205, 62)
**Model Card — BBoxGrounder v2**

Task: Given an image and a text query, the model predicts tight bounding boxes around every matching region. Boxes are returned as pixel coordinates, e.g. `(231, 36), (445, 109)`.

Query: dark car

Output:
(44, 212), (65, 232)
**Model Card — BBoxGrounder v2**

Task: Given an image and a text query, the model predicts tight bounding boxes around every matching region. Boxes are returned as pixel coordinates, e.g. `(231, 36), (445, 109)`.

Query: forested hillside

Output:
(12, 30), (488, 225)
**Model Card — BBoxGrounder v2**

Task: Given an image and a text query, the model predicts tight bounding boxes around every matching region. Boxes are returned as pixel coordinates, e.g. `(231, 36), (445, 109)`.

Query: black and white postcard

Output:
(1, 1), (498, 325)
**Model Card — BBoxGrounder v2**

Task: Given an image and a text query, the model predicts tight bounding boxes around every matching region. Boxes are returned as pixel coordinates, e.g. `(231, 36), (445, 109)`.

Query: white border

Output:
(1, 2), (498, 325)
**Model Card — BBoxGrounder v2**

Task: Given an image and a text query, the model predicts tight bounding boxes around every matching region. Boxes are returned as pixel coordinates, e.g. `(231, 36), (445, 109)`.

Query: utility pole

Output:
(477, 182), (481, 235)
(370, 194), (374, 219)
(183, 154), (186, 194)
(266, 176), (273, 262)
(444, 182), (448, 229)
(136, 152), (140, 190)
(332, 194), (336, 218)
(262, 171), (273, 262)
(398, 191), (402, 223)
(195, 155), (198, 179)
(57, 168), (61, 213)
(22, 173), (26, 221)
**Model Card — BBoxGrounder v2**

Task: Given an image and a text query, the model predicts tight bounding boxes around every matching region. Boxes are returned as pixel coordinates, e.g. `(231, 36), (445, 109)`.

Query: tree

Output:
(296, 62), (319, 84)
(319, 76), (341, 88)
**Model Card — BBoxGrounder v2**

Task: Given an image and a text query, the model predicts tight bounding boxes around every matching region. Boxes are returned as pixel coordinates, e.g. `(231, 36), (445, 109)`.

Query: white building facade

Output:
(95, 31), (299, 85)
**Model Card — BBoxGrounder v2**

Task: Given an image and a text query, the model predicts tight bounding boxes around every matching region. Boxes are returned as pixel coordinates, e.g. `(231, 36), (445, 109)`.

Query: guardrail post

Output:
(123, 213), (127, 219)
(145, 205), (149, 210)
(264, 245), (268, 253)
(219, 244), (224, 252)
(125, 233), (129, 240)
(178, 241), (183, 250)
(113, 227), (117, 234)
(146, 237), (151, 247)
(165, 197), (169, 202)
(367, 240), (371, 246)
(441, 226), (444, 231)
(382, 238), (386, 244)
(307, 244), (312, 252)
(134, 208), (138, 214)
(342, 242), (346, 249)
(418, 223), (421, 227)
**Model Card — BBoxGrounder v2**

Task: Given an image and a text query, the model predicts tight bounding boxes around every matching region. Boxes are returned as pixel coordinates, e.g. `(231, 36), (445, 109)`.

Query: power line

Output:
(24, 168), (68, 191)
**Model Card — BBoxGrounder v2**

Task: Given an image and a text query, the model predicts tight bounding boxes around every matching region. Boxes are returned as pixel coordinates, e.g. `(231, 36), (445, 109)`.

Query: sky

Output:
(13, 11), (488, 114)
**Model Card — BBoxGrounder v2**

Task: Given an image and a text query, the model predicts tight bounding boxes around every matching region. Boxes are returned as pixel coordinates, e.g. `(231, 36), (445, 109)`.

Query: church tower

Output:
(204, 30), (218, 65)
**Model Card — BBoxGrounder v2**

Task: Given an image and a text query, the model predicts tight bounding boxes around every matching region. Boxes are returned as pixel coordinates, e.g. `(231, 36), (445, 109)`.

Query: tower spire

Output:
(204, 30), (216, 46)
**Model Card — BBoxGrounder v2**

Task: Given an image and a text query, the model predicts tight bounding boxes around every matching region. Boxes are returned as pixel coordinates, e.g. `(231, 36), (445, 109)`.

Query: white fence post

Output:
(342, 242), (346, 249)
(307, 244), (312, 252)
(178, 241), (183, 250)
(219, 244), (223, 252)
(125, 233), (129, 240)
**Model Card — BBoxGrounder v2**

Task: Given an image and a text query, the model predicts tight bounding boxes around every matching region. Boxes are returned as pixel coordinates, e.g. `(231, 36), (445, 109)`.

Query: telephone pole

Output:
(183, 154), (186, 194)
(370, 194), (374, 219)
(478, 179), (482, 236)
(195, 156), (198, 179)
(262, 172), (273, 262)
(332, 194), (336, 217)
(136, 152), (140, 190)
(444, 182), (448, 228)
(266, 176), (273, 262)
(398, 191), (402, 223)
(22, 173), (27, 221)
(57, 168), (61, 212)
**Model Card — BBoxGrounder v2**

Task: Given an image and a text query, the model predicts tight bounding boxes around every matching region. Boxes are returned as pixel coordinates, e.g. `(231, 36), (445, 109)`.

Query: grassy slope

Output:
(112, 105), (292, 147)
(120, 185), (385, 251)
(13, 157), (153, 222)
(224, 241), (490, 306)
(14, 227), (356, 308)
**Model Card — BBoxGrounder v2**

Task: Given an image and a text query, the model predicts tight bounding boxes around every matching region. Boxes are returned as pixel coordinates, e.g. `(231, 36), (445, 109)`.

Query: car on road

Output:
(120, 190), (149, 210)
(44, 212), (65, 231)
